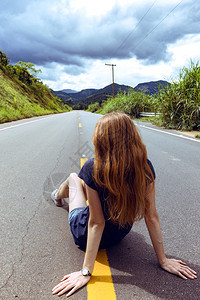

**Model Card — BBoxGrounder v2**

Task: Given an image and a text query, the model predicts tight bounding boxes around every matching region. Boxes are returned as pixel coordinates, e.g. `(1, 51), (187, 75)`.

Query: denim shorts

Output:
(68, 207), (86, 224)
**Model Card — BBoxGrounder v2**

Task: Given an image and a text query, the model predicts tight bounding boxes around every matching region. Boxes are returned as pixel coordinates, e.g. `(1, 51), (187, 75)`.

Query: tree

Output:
(0, 51), (9, 67)
(16, 62), (41, 79)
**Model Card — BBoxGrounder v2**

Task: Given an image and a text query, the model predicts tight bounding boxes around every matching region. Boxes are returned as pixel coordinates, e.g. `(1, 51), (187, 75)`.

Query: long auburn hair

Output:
(92, 112), (154, 227)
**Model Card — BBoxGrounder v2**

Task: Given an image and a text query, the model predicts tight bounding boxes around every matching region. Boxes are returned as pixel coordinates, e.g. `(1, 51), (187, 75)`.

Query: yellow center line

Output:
(87, 250), (116, 300)
(78, 116), (83, 133)
(80, 158), (116, 300)
(80, 158), (88, 168)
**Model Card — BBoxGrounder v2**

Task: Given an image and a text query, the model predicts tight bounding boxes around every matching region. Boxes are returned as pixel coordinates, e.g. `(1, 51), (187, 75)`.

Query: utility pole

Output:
(105, 63), (116, 98)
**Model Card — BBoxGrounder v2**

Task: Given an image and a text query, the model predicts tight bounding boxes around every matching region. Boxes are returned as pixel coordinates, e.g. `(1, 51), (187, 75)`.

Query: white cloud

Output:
(168, 34), (200, 67)
(69, 0), (115, 16)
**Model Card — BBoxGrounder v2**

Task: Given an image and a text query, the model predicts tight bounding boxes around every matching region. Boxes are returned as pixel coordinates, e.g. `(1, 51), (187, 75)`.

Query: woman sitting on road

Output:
(51, 112), (196, 297)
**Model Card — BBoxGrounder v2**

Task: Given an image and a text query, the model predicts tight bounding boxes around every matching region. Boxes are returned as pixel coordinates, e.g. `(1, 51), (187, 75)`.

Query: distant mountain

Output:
(96, 83), (131, 96)
(53, 83), (132, 105)
(53, 88), (97, 103)
(134, 80), (169, 96)
(83, 83), (132, 106)
(61, 89), (78, 93)
(67, 88), (98, 103)
(52, 80), (170, 106)
(52, 90), (70, 101)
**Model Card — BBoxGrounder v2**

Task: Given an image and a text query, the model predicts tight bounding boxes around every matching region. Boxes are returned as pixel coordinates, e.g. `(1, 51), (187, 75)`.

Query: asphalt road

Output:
(0, 111), (199, 300)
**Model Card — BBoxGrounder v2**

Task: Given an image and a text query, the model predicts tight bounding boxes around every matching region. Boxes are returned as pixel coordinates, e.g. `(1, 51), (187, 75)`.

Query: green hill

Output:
(134, 80), (170, 95)
(0, 50), (71, 124)
(53, 83), (132, 105)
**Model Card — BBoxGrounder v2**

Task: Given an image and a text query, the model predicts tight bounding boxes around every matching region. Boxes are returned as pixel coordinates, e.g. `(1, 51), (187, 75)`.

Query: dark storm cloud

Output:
(115, 0), (200, 63)
(0, 0), (199, 73)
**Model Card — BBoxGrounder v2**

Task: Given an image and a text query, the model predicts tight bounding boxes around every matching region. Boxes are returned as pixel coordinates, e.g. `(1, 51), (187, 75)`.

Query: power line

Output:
(131, 0), (184, 52)
(105, 0), (184, 91)
(112, 0), (158, 57)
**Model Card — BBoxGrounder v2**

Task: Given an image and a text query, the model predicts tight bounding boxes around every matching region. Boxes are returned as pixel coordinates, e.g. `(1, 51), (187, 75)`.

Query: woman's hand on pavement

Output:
(52, 271), (91, 297)
(160, 258), (197, 280)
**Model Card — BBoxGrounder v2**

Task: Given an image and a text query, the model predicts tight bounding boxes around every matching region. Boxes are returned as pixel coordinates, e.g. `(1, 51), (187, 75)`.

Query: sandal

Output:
(51, 189), (65, 207)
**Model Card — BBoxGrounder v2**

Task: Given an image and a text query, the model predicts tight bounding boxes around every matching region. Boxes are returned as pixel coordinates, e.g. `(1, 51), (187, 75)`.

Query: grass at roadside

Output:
(0, 69), (70, 124)
(138, 116), (163, 127)
(138, 115), (200, 138)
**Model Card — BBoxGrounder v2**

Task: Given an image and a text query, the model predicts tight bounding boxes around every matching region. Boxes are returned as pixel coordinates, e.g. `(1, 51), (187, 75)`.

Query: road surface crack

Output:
(0, 196), (43, 291)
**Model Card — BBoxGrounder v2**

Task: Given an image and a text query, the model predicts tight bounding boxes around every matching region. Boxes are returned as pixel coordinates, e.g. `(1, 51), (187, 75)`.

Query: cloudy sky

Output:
(1, 0), (200, 91)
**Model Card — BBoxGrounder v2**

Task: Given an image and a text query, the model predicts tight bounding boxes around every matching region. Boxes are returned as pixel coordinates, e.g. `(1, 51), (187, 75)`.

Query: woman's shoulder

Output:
(78, 158), (97, 190)
(79, 158), (94, 174)
(83, 158), (94, 167)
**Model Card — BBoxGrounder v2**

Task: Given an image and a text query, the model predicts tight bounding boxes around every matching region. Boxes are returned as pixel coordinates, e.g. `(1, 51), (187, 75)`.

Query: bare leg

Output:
(56, 179), (69, 199)
(57, 173), (87, 212)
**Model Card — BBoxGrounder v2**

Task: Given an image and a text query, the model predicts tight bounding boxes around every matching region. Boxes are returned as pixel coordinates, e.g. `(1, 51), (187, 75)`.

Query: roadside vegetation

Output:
(1, 48), (199, 133)
(91, 89), (154, 118)
(88, 61), (200, 132)
(0, 50), (71, 124)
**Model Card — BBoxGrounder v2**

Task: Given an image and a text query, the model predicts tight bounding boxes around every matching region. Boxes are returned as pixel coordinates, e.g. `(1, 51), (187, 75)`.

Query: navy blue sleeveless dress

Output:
(69, 158), (155, 250)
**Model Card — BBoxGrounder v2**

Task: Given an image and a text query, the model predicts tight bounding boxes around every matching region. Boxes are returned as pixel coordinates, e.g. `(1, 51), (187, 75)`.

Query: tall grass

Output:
(156, 61), (200, 130)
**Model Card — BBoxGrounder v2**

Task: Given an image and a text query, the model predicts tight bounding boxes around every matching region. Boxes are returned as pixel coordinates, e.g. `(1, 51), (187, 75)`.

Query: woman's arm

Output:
(52, 184), (105, 297)
(144, 182), (197, 280)
(144, 182), (166, 265)
(82, 185), (105, 273)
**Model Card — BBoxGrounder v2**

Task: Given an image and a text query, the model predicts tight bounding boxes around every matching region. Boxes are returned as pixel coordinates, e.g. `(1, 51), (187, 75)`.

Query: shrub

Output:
(99, 89), (154, 118)
(87, 102), (101, 113)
